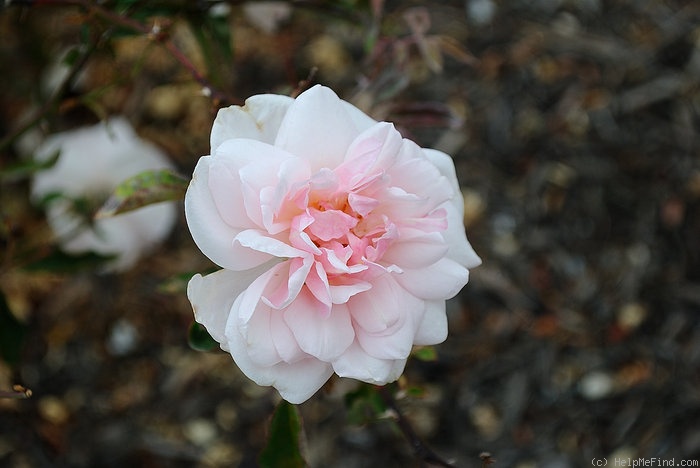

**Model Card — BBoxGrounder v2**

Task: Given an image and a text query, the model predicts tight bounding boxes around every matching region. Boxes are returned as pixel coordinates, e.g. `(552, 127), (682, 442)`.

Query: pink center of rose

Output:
(259, 162), (412, 315)
(288, 175), (398, 280)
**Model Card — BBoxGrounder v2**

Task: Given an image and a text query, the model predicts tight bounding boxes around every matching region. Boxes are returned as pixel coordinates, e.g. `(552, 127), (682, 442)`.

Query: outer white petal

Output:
(225, 300), (333, 404)
(187, 264), (274, 351)
(274, 85), (360, 171)
(412, 300), (448, 345)
(211, 94), (294, 153)
(185, 156), (271, 270)
(423, 148), (482, 269)
(340, 100), (378, 133)
(394, 257), (469, 300)
(332, 342), (406, 385)
(283, 292), (355, 362)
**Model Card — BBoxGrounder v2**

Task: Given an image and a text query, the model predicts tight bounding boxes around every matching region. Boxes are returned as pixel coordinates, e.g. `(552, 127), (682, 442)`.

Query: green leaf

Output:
(188, 322), (218, 352)
(0, 291), (27, 367)
(0, 150), (60, 182)
(411, 346), (438, 362)
(95, 169), (187, 218)
(259, 401), (307, 468)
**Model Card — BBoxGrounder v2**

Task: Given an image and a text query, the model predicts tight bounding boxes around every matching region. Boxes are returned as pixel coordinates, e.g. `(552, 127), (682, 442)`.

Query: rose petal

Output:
(336, 122), (403, 189)
(242, 302), (282, 367)
(331, 342), (406, 384)
(348, 274), (405, 333)
(413, 299), (448, 345)
(185, 156), (255, 270)
(211, 94), (293, 153)
(329, 281), (372, 304)
(353, 285), (423, 360)
(187, 265), (275, 351)
(275, 85), (359, 171)
(209, 138), (296, 229)
(263, 257), (313, 309)
(218, 139), (298, 228)
(284, 291), (355, 361)
(225, 308), (333, 403)
(423, 148), (482, 269)
(270, 310), (306, 363)
(341, 101), (377, 134)
(381, 232), (449, 269)
(394, 257), (469, 300)
(234, 229), (308, 260)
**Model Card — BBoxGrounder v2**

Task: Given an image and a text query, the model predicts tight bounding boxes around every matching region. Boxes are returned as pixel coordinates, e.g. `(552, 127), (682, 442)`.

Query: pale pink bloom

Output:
(186, 85), (480, 403)
(31, 117), (177, 272)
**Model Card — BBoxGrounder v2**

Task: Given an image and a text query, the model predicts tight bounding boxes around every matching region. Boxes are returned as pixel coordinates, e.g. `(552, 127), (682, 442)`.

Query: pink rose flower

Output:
(186, 85), (480, 403)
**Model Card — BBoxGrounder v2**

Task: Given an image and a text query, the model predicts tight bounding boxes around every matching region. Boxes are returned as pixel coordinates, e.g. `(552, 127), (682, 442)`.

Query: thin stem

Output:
(378, 385), (455, 468)
(81, 0), (238, 105)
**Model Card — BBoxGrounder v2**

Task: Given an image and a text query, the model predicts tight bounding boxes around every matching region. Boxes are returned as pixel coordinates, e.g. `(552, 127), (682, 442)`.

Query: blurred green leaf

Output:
(158, 272), (194, 295)
(411, 345), (437, 362)
(0, 291), (27, 367)
(259, 400), (307, 468)
(188, 322), (218, 352)
(23, 249), (115, 273)
(96, 169), (187, 218)
(344, 383), (387, 425)
(160, 268), (218, 295)
(0, 150), (60, 182)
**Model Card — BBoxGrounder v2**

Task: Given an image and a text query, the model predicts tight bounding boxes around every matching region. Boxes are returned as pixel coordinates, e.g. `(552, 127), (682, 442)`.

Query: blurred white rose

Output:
(242, 1), (291, 34)
(31, 117), (177, 272)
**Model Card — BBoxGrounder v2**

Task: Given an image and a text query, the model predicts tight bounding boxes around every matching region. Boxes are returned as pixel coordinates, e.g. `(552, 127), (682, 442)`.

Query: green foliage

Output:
(158, 272), (195, 294)
(259, 401), (307, 468)
(96, 169), (188, 218)
(23, 249), (116, 273)
(411, 345), (437, 362)
(0, 291), (27, 367)
(344, 383), (387, 425)
(187, 322), (218, 352)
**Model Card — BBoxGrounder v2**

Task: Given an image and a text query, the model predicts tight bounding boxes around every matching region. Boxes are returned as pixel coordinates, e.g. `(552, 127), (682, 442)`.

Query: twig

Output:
(378, 385), (455, 468)
(83, 0), (238, 105)
(0, 385), (33, 399)
(6, 0), (239, 105)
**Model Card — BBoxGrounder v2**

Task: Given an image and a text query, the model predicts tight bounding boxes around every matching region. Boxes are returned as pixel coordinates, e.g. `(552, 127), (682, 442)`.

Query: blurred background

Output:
(1, 1), (700, 466)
